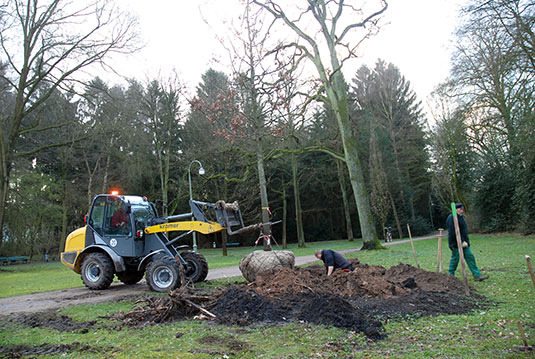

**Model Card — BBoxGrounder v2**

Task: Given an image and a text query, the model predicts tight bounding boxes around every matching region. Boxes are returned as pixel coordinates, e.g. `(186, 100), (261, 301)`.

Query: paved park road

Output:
(0, 233), (440, 316)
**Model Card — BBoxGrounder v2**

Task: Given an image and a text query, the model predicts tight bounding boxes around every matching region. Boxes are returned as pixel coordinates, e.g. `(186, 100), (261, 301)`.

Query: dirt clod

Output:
(384, 263), (468, 294)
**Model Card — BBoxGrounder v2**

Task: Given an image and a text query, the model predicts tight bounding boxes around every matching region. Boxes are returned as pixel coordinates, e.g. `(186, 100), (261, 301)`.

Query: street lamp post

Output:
(188, 160), (205, 252)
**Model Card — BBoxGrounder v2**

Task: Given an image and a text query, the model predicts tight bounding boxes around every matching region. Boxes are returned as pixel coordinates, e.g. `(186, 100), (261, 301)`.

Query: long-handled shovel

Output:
(451, 203), (470, 296)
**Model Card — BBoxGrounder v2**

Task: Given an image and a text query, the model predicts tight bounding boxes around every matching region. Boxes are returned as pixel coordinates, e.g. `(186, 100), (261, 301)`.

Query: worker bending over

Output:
(315, 249), (354, 276)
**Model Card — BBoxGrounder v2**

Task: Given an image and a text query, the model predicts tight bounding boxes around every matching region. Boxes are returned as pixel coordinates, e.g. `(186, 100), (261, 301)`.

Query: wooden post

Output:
(437, 228), (444, 273)
(221, 231), (228, 257)
(451, 203), (470, 296)
(517, 321), (528, 347)
(407, 224), (420, 269)
(526, 255), (535, 289)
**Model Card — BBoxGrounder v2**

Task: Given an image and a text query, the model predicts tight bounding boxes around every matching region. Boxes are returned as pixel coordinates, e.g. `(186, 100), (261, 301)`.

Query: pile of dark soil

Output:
(107, 260), (489, 340)
(253, 262), (410, 299)
(384, 263), (468, 294)
(252, 260), (469, 299)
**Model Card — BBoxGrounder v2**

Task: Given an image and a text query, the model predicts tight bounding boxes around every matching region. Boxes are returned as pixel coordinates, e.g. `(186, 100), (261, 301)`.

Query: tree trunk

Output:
(59, 179), (69, 256)
(0, 38), (29, 244)
(389, 191), (403, 239)
(101, 152), (111, 194)
(0, 135), (10, 246)
(250, 0), (386, 248)
(337, 159), (354, 241)
(221, 164), (229, 256)
(256, 140), (272, 251)
(325, 71), (380, 248)
(221, 231), (228, 257)
(282, 184), (287, 249)
(84, 155), (100, 208)
(0, 171), (10, 247)
(292, 154), (305, 247)
(157, 142), (169, 217)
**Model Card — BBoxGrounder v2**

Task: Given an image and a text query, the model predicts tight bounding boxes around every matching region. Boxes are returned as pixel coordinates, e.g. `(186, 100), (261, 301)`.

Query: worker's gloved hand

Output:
(462, 241), (468, 248)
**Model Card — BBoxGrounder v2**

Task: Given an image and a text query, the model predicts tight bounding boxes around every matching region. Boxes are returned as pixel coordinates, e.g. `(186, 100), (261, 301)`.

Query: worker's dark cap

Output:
(455, 203), (464, 209)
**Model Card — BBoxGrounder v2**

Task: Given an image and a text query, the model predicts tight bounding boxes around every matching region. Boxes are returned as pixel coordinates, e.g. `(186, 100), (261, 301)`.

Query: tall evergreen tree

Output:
(351, 60), (431, 235)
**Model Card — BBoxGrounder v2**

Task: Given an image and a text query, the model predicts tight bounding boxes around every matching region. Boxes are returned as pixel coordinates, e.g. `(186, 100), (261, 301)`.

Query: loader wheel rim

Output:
(185, 261), (198, 277)
(85, 263), (101, 282)
(152, 266), (174, 289)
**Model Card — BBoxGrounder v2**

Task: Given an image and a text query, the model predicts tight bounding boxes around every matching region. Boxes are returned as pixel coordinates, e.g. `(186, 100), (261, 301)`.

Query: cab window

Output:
(89, 197), (106, 236)
(132, 204), (156, 232)
(105, 197), (131, 236)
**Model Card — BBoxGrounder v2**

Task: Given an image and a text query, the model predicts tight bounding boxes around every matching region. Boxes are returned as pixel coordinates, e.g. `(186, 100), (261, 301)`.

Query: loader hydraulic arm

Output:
(144, 220), (225, 235)
(143, 199), (272, 237)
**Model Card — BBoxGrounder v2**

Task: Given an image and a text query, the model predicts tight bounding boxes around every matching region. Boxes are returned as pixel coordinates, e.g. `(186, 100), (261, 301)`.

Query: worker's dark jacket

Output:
(446, 213), (470, 249)
(321, 250), (352, 270)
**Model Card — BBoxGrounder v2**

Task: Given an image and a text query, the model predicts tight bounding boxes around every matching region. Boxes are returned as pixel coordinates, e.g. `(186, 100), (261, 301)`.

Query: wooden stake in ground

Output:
(437, 228), (444, 273)
(406, 224), (420, 269)
(517, 321), (529, 348)
(222, 231), (228, 257)
(526, 255), (535, 289)
(451, 203), (470, 296)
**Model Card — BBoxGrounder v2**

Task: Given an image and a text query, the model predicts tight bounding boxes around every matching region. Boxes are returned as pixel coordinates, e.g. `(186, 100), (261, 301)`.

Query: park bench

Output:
(226, 242), (240, 247)
(7, 256), (28, 264)
(0, 257), (8, 265)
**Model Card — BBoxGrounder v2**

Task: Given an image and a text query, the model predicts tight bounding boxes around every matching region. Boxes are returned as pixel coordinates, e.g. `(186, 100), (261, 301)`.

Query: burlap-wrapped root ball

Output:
(239, 250), (295, 282)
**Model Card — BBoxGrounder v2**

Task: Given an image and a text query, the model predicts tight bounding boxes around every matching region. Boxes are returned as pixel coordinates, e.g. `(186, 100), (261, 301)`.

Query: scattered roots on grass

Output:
(103, 261), (490, 340)
(100, 285), (223, 326)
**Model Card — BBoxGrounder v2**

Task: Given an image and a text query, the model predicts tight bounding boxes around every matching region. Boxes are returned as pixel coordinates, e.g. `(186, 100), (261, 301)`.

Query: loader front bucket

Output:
(189, 200), (246, 235)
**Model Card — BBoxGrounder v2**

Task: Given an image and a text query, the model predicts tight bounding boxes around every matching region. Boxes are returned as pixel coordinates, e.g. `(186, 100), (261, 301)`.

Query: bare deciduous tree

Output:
(0, 0), (139, 244)
(252, 0), (388, 248)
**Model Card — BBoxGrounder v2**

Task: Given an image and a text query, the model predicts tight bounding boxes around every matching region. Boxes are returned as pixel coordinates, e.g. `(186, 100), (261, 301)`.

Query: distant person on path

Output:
(314, 249), (354, 276)
(446, 203), (489, 281)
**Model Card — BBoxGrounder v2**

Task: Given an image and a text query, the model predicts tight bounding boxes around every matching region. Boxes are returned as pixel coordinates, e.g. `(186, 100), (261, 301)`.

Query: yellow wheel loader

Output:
(61, 193), (250, 292)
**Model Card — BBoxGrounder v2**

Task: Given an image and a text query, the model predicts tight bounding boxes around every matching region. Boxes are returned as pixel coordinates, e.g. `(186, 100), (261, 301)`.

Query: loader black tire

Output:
(181, 251), (208, 283)
(145, 255), (183, 292)
(80, 253), (114, 290)
(116, 270), (144, 285)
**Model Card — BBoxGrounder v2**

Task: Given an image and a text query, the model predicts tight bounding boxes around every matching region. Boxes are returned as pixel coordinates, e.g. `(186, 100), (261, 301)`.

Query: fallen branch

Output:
(183, 298), (216, 318)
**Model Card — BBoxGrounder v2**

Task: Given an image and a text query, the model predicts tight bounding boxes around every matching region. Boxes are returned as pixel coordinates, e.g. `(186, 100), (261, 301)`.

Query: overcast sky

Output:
(111, 0), (466, 117)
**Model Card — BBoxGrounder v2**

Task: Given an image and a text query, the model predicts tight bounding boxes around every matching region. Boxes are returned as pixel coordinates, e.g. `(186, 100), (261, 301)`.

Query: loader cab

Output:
(86, 194), (156, 257)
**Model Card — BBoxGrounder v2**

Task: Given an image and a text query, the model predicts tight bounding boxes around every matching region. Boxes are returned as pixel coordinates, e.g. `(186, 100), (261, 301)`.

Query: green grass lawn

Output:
(0, 238), (364, 298)
(0, 233), (534, 358)
(0, 262), (85, 298)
